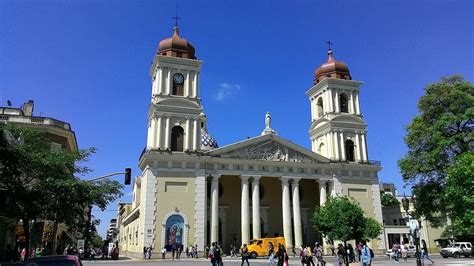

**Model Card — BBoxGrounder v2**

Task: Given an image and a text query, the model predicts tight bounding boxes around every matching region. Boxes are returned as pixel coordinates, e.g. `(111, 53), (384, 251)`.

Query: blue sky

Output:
(1, 0), (472, 239)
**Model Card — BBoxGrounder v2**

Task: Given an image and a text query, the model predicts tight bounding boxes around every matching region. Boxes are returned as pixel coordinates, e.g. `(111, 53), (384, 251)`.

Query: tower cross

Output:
(171, 3), (181, 27)
(326, 41), (333, 51)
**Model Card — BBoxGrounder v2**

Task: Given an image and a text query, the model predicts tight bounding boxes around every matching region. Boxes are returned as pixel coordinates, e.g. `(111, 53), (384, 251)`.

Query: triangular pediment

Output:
(205, 134), (330, 163)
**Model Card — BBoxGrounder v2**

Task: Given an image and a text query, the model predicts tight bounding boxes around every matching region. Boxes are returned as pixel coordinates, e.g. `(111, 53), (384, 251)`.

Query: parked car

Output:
(247, 237), (286, 258)
(385, 245), (416, 258)
(440, 242), (472, 258)
(23, 255), (82, 266)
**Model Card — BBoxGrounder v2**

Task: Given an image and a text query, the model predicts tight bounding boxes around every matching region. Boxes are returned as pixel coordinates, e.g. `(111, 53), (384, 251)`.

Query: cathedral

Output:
(116, 24), (384, 258)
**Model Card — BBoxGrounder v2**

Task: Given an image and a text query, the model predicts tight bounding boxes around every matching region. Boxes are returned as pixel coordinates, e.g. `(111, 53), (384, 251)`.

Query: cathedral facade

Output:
(117, 25), (384, 258)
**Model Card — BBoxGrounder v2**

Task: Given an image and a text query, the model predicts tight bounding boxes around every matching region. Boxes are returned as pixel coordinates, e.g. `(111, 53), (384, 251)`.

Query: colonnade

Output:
(147, 115), (200, 151)
(152, 67), (199, 98)
(208, 175), (330, 248)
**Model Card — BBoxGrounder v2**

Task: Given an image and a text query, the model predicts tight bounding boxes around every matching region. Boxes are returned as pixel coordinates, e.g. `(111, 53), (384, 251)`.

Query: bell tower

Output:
(306, 48), (369, 163)
(146, 25), (204, 152)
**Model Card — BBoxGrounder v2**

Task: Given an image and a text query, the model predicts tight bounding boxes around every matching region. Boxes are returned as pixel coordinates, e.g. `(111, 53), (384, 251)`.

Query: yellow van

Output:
(247, 237), (286, 258)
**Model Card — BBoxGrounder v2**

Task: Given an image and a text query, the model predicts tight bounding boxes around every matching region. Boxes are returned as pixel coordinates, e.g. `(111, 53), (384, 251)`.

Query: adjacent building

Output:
(117, 24), (385, 258)
(0, 100), (78, 256)
(381, 183), (448, 253)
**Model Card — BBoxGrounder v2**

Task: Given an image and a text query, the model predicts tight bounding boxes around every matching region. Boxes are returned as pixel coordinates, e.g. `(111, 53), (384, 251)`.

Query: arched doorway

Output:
(345, 140), (355, 161)
(165, 214), (184, 250)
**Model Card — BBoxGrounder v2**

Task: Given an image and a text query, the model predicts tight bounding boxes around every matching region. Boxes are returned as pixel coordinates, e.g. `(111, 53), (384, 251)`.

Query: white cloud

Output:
(214, 82), (240, 101)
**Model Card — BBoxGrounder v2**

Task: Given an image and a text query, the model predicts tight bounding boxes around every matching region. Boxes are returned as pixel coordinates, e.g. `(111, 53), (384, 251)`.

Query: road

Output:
(82, 254), (474, 266)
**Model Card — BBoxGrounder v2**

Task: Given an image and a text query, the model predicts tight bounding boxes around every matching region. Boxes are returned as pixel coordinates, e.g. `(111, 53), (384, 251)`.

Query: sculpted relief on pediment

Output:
(218, 140), (317, 163)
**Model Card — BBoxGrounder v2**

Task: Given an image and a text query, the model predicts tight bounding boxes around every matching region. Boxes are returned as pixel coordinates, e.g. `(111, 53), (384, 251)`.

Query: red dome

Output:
(157, 26), (196, 59)
(314, 50), (351, 84)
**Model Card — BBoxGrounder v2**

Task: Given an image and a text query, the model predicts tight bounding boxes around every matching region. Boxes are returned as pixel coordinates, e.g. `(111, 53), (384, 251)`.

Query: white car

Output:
(440, 242), (472, 258)
(385, 245), (416, 258)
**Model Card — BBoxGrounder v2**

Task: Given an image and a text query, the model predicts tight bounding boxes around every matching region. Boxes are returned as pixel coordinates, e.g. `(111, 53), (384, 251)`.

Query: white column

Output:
(328, 131), (334, 160)
(210, 174), (221, 243)
(361, 132), (368, 162)
(184, 71), (190, 97)
(164, 116), (170, 149)
(193, 72), (198, 98)
(280, 177), (293, 248)
(147, 116), (155, 149)
(241, 175), (250, 245)
(333, 131), (339, 160)
(324, 133), (330, 158)
(157, 68), (162, 94)
(328, 88), (333, 112)
(310, 98), (315, 120)
(185, 118), (191, 151)
(349, 91), (354, 114)
(340, 132), (346, 161)
(156, 116), (162, 149)
(166, 68), (171, 95)
(355, 132), (362, 162)
(319, 180), (327, 206)
(292, 178), (302, 249)
(252, 176), (262, 239)
(335, 90), (340, 113)
(324, 90), (329, 114)
(194, 173), (207, 250)
(193, 119), (199, 151)
(196, 72), (200, 98)
(355, 92), (360, 115)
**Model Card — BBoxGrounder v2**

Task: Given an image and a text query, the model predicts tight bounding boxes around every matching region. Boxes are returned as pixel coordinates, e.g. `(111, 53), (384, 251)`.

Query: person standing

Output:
(316, 244), (326, 266)
(401, 242), (408, 262)
(143, 246), (147, 260)
(241, 243), (250, 266)
(360, 241), (372, 266)
(171, 244), (176, 260)
(276, 243), (284, 266)
(160, 247), (166, 259)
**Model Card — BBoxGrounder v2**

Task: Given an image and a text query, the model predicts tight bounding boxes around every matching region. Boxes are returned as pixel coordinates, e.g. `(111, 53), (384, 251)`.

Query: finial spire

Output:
(326, 41), (333, 51)
(171, 2), (181, 28)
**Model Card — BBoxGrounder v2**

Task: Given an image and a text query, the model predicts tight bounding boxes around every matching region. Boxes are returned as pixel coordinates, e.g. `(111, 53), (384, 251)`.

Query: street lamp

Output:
(401, 194), (421, 266)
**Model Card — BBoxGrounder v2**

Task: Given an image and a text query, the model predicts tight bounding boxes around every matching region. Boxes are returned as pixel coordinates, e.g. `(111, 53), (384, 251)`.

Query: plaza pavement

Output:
(82, 254), (474, 266)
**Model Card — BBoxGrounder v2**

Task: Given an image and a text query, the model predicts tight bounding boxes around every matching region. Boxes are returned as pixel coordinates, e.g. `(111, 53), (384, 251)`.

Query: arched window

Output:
(317, 97), (324, 117)
(340, 94), (348, 113)
(345, 140), (355, 162)
(171, 126), (184, 151)
(318, 143), (326, 156)
(172, 73), (184, 96)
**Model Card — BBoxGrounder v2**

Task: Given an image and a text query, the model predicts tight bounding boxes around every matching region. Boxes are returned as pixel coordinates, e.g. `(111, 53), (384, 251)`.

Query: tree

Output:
(380, 190), (400, 207)
(0, 124), (124, 257)
(312, 196), (383, 242)
(444, 152), (474, 235)
(398, 75), (473, 231)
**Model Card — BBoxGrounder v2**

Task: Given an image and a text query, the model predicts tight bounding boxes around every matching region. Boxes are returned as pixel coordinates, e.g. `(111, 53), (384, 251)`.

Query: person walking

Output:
(143, 246), (147, 260)
(315, 244), (326, 266)
(268, 242), (275, 265)
(421, 240), (434, 264)
(241, 243), (250, 266)
(306, 245), (315, 266)
(277, 243), (284, 266)
(360, 241), (372, 266)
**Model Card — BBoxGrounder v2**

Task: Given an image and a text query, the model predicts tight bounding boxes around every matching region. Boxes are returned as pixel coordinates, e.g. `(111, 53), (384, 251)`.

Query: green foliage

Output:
(362, 217), (383, 242)
(0, 124), (124, 251)
(88, 232), (104, 248)
(312, 196), (382, 242)
(444, 152), (474, 235)
(380, 190), (400, 207)
(398, 75), (474, 227)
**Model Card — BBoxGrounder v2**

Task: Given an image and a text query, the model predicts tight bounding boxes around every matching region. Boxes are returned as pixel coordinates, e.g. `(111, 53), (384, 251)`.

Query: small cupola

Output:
(314, 50), (351, 84)
(157, 26), (196, 59)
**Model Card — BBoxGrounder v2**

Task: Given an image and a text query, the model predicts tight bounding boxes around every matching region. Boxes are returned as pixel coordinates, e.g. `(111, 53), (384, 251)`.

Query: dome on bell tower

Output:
(157, 26), (196, 59)
(314, 50), (351, 85)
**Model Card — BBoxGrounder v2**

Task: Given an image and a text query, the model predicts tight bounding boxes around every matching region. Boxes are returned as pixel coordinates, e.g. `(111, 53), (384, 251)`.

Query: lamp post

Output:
(401, 195), (421, 266)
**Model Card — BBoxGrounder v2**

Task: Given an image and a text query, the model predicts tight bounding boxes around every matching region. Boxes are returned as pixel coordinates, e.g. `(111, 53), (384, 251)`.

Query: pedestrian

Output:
(195, 244), (199, 258)
(161, 247), (166, 259)
(306, 244), (315, 266)
(276, 243), (284, 266)
(336, 244), (344, 266)
(172, 244), (176, 260)
(315, 244), (326, 266)
(143, 246), (147, 260)
(268, 242), (275, 265)
(421, 240), (434, 264)
(146, 245), (153, 260)
(241, 243), (249, 266)
(401, 242), (408, 262)
(300, 245), (307, 266)
(177, 245), (182, 260)
(360, 241), (372, 266)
